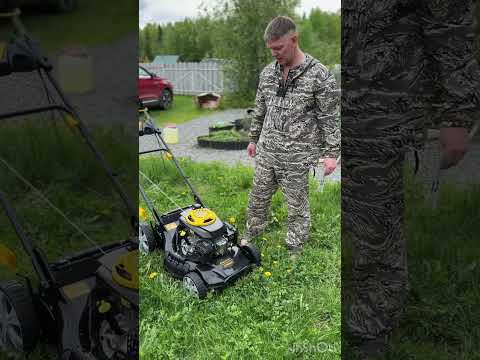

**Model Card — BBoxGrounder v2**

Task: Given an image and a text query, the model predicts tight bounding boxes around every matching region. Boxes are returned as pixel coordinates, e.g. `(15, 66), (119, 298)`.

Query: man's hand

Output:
(439, 127), (470, 169)
(323, 157), (337, 176)
(247, 142), (257, 158)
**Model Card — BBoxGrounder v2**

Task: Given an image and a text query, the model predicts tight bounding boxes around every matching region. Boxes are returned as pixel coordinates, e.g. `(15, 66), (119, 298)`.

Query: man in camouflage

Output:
(241, 16), (340, 253)
(342, 1), (479, 357)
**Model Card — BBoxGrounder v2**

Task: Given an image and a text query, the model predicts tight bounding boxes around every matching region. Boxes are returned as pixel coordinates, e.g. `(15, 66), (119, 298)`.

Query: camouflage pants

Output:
(245, 158), (310, 248)
(342, 137), (409, 344)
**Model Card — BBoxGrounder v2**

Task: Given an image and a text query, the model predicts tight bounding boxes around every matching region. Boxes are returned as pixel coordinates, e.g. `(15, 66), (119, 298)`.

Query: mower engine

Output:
(176, 207), (236, 263)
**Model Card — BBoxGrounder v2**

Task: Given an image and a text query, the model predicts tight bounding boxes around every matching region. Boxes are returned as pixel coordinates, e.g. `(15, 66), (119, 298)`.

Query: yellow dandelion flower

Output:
(264, 271), (272, 278)
(139, 207), (147, 220)
(65, 114), (79, 129)
(149, 272), (158, 279)
(287, 268), (292, 273)
(229, 217), (236, 224)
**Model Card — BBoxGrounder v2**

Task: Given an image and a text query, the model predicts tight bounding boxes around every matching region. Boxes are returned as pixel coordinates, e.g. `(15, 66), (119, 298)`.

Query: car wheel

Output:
(0, 280), (39, 355)
(183, 272), (207, 299)
(159, 89), (172, 110)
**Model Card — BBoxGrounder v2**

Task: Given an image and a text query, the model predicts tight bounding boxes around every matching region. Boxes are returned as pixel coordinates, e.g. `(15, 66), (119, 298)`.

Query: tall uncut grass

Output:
(139, 157), (341, 359)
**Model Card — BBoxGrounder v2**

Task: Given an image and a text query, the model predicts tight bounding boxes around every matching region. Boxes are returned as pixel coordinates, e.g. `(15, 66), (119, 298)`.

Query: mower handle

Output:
(139, 109), (205, 207)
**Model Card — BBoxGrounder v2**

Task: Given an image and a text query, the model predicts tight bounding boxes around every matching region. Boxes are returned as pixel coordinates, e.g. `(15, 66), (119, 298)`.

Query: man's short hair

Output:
(264, 16), (297, 42)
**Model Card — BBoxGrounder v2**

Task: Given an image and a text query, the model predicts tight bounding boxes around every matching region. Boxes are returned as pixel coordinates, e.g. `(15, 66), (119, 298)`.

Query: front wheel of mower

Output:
(139, 223), (158, 254)
(0, 280), (40, 354)
(241, 243), (261, 265)
(183, 272), (208, 299)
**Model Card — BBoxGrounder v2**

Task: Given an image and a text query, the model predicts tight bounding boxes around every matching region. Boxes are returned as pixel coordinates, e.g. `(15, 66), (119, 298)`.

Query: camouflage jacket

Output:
(249, 54), (340, 168)
(342, 0), (480, 149)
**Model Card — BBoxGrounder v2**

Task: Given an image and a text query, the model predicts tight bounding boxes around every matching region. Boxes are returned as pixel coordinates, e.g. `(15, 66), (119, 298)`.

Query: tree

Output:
(137, 2), (340, 103)
(299, 19), (313, 51)
(157, 24), (163, 45)
(144, 25), (153, 61)
(209, 0), (300, 104)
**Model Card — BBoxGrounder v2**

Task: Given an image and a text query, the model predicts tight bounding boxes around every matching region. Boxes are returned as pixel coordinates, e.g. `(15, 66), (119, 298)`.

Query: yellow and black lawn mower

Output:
(0, 5), (138, 359)
(139, 109), (261, 299)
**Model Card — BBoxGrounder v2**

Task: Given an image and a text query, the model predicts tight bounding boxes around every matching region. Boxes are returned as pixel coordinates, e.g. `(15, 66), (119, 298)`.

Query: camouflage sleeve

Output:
(249, 71), (267, 144)
(421, 0), (480, 129)
(315, 71), (340, 158)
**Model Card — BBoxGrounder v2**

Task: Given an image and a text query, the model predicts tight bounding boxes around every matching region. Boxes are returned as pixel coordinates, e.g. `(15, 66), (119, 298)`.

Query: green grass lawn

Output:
(0, 120), (136, 359)
(383, 175), (480, 359)
(148, 96), (232, 128)
(139, 157), (341, 359)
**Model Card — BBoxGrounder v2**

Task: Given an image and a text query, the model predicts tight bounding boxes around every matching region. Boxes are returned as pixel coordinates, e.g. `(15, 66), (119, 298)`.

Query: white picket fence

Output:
(140, 62), (225, 95)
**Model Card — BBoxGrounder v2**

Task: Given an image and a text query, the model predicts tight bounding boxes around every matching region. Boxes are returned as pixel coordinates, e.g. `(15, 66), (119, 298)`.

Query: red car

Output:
(138, 65), (174, 110)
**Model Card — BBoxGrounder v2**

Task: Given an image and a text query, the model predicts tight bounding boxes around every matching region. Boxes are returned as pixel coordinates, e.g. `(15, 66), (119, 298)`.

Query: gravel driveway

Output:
(0, 34), (137, 125)
(139, 109), (341, 183)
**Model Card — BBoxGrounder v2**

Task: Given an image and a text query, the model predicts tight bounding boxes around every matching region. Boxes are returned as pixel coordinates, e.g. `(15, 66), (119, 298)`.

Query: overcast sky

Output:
(139, 0), (340, 28)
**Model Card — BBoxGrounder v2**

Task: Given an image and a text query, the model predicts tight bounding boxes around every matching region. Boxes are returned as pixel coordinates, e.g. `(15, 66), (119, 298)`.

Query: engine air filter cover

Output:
(185, 208), (217, 226)
(180, 207), (226, 239)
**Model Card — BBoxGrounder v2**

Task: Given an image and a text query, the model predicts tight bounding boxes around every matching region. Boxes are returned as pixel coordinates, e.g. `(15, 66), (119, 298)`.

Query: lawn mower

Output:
(0, 6), (138, 359)
(138, 109), (261, 299)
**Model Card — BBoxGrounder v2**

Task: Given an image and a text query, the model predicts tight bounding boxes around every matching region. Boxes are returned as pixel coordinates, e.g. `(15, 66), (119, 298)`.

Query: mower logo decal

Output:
(220, 258), (234, 269)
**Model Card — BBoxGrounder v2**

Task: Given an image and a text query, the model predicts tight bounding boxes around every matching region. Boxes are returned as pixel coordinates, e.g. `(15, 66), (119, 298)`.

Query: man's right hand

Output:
(439, 127), (470, 169)
(247, 142), (256, 158)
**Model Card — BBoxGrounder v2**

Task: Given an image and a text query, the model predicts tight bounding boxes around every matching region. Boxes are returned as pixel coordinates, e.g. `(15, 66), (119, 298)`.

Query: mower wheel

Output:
(139, 223), (158, 253)
(183, 272), (208, 299)
(241, 243), (261, 265)
(0, 280), (40, 354)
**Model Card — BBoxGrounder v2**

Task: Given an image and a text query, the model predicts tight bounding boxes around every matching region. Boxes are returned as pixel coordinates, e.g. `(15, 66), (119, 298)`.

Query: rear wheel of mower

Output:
(183, 272), (207, 299)
(241, 243), (261, 265)
(139, 223), (158, 253)
(0, 280), (39, 354)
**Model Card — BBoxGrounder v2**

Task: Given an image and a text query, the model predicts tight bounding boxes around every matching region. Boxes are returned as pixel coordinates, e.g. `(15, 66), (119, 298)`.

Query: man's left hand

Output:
(439, 127), (470, 169)
(323, 157), (337, 176)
